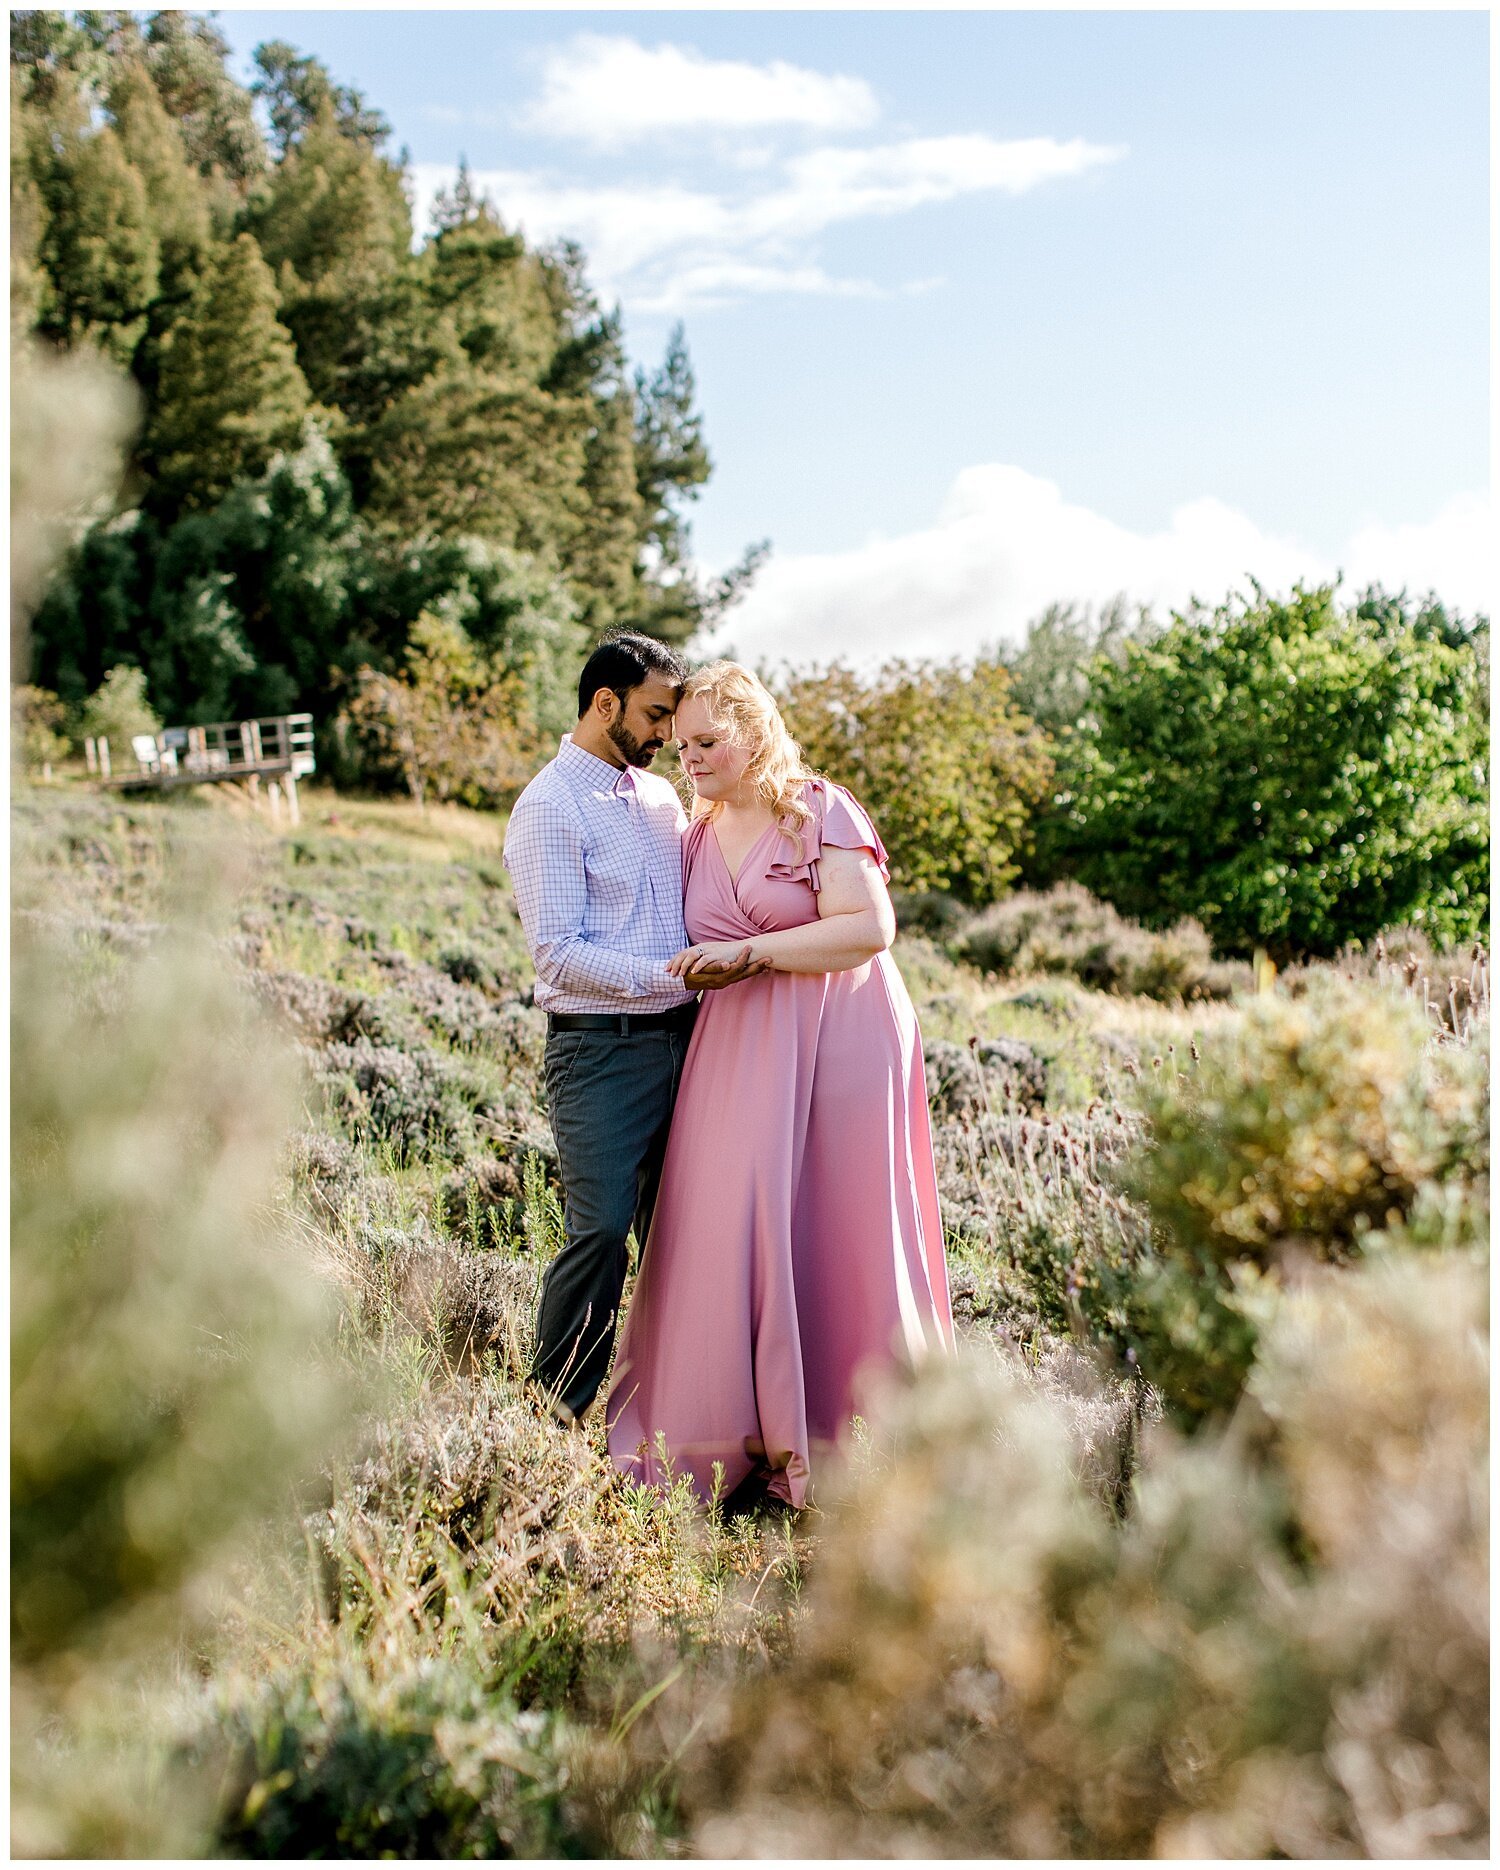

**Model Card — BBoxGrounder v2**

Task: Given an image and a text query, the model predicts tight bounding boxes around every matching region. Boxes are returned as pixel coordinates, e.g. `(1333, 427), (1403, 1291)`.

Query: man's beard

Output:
(606, 716), (663, 769)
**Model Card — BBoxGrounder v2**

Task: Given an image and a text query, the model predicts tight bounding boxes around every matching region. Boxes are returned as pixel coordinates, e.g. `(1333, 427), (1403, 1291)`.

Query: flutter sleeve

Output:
(766, 779), (891, 893)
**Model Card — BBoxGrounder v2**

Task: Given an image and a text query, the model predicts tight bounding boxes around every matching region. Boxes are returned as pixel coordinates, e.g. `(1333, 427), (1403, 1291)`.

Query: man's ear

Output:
(589, 686), (621, 723)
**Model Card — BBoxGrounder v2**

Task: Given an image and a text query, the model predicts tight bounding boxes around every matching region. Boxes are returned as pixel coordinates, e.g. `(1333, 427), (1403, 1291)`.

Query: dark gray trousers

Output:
(534, 1014), (694, 1420)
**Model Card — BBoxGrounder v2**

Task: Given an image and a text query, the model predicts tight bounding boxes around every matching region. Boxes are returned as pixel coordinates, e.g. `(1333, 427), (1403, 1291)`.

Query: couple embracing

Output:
(503, 632), (953, 1514)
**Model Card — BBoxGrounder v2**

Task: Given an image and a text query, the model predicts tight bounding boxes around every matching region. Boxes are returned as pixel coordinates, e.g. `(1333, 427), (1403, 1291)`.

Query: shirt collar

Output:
(558, 732), (636, 795)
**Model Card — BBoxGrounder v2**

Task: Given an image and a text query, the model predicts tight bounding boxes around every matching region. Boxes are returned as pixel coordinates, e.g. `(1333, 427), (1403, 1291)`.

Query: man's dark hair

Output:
(576, 632), (689, 718)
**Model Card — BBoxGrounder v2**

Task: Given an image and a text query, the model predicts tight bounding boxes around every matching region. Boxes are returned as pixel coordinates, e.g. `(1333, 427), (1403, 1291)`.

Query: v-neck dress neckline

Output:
(710, 816), (777, 891)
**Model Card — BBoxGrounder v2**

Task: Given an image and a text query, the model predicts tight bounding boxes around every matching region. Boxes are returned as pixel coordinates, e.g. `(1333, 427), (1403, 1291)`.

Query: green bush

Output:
(343, 609), (538, 809)
(950, 881), (1241, 1001)
(1109, 975), (1487, 1425)
(1122, 975), (1482, 1265)
(75, 661), (161, 754)
(1040, 582), (1489, 957)
(211, 1651), (639, 1859)
(778, 656), (1053, 906)
(13, 683), (69, 773)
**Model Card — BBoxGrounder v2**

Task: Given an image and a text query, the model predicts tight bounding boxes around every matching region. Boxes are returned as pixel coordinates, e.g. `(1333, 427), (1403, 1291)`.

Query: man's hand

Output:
(674, 942), (773, 991)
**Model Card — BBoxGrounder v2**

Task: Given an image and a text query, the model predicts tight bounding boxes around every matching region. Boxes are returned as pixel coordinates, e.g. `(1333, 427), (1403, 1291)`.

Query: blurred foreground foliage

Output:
(10, 774), (1487, 1859)
(11, 879), (352, 1856)
(689, 1248), (1486, 1859)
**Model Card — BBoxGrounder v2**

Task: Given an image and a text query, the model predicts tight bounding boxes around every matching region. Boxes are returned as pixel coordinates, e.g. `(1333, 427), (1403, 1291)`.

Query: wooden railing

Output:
(88, 712), (316, 822)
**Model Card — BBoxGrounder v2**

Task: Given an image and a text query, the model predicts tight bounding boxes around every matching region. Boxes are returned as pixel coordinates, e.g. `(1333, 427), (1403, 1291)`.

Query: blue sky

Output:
(215, 9), (1490, 666)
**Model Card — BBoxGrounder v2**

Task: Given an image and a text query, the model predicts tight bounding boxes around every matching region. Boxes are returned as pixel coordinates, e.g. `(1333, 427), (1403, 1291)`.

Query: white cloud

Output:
(762, 133), (1125, 233)
(409, 129), (1121, 310)
(703, 466), (1495, 672)
(519, 35), (879, 147)
(632, 260), (885, 315)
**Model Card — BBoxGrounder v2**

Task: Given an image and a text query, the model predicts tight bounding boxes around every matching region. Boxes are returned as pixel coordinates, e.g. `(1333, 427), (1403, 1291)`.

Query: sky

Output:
(214, 7), (1492, 669)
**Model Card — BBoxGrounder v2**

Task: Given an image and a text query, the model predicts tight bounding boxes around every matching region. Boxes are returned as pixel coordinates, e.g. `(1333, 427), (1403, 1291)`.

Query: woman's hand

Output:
(668, 940), (771, 988)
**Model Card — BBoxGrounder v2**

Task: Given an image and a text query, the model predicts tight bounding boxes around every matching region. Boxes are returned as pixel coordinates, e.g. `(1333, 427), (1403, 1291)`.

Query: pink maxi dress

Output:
(605, 778), (953, 1509)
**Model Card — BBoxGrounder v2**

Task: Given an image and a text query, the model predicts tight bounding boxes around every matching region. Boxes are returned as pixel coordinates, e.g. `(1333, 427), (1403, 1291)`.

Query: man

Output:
(503, 631), (765, 1424)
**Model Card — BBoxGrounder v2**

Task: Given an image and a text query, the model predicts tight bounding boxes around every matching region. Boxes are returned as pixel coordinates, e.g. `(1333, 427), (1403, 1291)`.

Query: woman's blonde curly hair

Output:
(678, 660), (817, 838)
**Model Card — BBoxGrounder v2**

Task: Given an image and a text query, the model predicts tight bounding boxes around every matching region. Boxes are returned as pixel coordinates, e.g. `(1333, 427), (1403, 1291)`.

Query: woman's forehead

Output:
(675, 695), (715, 732)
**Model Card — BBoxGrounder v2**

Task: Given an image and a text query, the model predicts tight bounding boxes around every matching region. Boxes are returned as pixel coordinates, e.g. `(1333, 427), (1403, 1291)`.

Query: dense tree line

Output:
(11, 15), (1486, 959)
(779, 581), (1488, 956)
(12, 10), (758, 737)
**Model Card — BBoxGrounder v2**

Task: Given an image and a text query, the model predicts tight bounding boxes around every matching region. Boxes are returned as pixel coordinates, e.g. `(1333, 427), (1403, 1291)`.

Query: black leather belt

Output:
(547, 1004), (697, 1035)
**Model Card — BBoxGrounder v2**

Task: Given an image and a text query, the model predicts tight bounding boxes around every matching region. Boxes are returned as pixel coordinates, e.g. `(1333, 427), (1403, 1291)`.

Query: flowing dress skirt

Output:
(606, 782), (952, 1508)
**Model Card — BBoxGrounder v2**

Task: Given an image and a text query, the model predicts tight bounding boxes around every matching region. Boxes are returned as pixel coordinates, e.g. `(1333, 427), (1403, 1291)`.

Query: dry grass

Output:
(12, 777), (1488, 1859)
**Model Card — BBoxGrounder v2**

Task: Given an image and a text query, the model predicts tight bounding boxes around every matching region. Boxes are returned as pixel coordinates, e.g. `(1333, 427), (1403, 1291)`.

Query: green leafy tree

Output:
(26, 513), (154, 706)
(145, 232), (311, 513)
(422, 198), (558, 381)
(345, 609), (534, 809)
(630, 322), (716, 642)
(10, 85), (51, 333)
(15, 17), (743, 722)
(10, 9), (112, 117)
(76, 662), (161, 752)
(1004, 594), (1156, 737)
(239, 92), (413, 439)
(567, 328), (646, 633)
(242, 95), (410, 295)
(780, 658), (1054, 905)
(1045, 582), (1490, 957)
(106, 56), (210, 301)
(634, 321), (710, 549)
(143, 426), (370, 721)
(369, 534), (589, 748)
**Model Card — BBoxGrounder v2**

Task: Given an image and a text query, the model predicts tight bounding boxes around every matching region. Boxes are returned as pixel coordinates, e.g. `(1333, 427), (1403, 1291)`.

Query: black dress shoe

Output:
(716, 1468), (770, 1521)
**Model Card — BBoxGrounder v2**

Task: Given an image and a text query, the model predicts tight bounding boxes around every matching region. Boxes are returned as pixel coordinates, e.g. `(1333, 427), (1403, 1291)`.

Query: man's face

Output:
(605, 675), (681, 768)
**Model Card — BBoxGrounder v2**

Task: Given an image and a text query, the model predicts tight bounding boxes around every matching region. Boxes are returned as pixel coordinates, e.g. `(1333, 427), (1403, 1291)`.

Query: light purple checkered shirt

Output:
(502, 734), (695, 1014)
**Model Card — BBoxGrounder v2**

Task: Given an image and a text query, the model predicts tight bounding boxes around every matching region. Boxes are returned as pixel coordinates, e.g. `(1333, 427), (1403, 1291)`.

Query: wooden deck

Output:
(89, 713), (316, 823)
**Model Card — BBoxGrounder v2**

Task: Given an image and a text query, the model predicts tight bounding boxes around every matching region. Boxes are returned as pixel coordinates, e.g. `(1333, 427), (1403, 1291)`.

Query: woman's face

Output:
(674, 695), (753, 804)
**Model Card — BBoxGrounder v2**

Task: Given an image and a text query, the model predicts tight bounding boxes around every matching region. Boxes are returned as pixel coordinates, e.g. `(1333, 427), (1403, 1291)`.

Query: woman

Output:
(605, 662), (952, 1512)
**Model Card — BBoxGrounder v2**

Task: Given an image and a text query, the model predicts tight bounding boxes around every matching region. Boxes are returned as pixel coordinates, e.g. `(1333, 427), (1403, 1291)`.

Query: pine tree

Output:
(243, 96), (410, 293)
(424, 202), (555, 380)
(11, 73), (51, 331)
(251, 40), (391, 157)
(364, 364), (587, 559)
(242, 93), (413, 416)
(634, 322), (712, 567)
(36, 121), (160, 368)
(567, 319), (645, 633)
(141, 11), (265, 187)
(429, 156), (488, 236)
(10, 10), (111, 117)
(107, 57), (210, 301)
(627, 323), (721, 641)
(146, 232), (311, 513)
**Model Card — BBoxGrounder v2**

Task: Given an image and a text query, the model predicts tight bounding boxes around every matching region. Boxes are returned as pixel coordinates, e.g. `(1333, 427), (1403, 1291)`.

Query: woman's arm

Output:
(669, 845), (895, 979)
